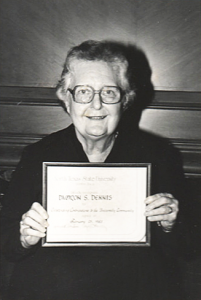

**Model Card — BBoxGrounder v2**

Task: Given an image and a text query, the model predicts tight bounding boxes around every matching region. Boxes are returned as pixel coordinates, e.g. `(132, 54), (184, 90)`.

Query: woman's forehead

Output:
(69, 59), (118, 85)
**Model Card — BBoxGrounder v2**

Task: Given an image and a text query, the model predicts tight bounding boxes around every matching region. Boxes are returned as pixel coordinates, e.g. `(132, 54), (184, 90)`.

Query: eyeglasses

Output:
(67, 85), (124, 104)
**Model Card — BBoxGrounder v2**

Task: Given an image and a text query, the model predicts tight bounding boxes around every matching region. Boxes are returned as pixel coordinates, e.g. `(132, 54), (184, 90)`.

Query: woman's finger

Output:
(145, 197), (172, 212)
(22, 209), (48, 228)
(20, 234), (41, 249)
(20, 203), (48, 248)
(21, 216), (47, 233)
(20, 224), (46, 238)
(144, 193), (179, 226)
(145, 194), (178, 212)
(146, 211), (177, 223)
(145, 204), (174, 217)
(22, 202), (48, 220)
(145, 193), (173, 205)
(30, 202), (49, 219)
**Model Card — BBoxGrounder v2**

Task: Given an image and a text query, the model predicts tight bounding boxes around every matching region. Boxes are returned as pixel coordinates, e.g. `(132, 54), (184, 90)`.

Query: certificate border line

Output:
(42, 162), (151, 247)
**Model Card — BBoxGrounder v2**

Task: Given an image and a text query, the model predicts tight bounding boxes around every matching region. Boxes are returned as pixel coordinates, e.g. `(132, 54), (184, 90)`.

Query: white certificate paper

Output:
(42, 163), (151, 246)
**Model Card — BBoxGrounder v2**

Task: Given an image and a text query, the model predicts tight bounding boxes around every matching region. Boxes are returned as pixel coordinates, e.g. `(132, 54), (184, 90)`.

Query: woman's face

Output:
(65, 60), (124, 141)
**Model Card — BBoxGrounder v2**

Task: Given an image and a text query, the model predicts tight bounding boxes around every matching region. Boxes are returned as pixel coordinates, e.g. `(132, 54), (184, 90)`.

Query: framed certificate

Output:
(42, 163), (151, 247)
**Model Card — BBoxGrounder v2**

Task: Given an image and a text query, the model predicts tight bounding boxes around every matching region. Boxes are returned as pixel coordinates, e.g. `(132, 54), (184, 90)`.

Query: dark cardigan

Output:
(1, 124), (187, 300)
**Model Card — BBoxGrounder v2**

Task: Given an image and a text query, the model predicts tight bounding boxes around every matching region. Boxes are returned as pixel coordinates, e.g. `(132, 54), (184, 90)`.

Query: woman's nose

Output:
(91, 93), (102, 110)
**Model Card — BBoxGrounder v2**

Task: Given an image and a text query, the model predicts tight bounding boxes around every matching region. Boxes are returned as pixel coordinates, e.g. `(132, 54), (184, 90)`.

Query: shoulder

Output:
(23, 125), (74, 156)
(123, 128), (181, 160)
(139, 129), (178, 151)
(139, 130), (183, 166)
(137, 129), (173, 148)
(18, 125), (76, 166)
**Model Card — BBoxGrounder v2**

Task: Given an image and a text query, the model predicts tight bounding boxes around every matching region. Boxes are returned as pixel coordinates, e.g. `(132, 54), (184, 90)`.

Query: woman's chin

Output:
(85, 129), (107, 139)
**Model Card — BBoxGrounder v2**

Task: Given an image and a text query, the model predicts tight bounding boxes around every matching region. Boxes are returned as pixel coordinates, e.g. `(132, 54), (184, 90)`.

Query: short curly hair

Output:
(56, 40), (136, 111)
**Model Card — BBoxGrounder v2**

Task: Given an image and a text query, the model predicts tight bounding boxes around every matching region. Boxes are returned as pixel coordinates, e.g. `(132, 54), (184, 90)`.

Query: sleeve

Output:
(151, 142), (190, 259)
(1, 146), (42, 262)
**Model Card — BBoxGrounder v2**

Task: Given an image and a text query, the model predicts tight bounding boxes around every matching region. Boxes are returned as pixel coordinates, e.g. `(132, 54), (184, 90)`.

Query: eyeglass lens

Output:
(74, 86), (121, 103)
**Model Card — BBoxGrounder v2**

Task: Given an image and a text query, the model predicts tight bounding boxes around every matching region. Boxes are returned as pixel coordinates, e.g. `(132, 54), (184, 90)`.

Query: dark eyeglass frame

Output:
(67, 85), (125, 104)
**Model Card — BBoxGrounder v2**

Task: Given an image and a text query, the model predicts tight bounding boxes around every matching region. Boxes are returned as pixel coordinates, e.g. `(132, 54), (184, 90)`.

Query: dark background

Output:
(0, 0), (201, 299)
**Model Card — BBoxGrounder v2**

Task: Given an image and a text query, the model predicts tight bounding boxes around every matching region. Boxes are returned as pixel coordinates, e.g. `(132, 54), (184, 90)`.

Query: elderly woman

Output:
(2, 40), (185, 300)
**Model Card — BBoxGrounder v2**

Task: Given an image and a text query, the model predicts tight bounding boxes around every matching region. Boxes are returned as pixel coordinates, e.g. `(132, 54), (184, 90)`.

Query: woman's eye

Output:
(103, 89), (115, 97)
(78, 89), (90, 94)
(79, 89), (86, 94)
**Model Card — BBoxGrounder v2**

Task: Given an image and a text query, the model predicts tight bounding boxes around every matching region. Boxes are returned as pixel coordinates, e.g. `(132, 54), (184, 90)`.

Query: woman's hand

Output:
(145, 193), (179, 232)
(20, 202), (49, 248)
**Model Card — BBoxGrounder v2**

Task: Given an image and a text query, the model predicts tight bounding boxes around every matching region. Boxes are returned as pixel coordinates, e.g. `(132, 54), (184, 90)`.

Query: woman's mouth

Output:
(87, 116), (106, 120)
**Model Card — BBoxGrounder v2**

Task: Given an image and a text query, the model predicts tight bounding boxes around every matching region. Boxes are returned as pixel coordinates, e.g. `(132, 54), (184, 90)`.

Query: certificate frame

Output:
(42, 162), (151, 247)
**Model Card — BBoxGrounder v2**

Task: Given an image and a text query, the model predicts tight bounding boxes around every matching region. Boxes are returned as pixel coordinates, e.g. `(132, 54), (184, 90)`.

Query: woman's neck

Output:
(75, 130), (116, 162)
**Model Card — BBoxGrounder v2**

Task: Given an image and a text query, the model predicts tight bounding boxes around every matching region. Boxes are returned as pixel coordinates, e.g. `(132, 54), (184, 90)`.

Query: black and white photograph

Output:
(0, 1), (201, 299)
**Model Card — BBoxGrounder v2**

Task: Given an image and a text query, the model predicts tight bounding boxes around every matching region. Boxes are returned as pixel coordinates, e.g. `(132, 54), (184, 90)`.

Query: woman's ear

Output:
(122, 91), (136, 111)
(56, 87), (71, 114)
(56, 86), (67, 101)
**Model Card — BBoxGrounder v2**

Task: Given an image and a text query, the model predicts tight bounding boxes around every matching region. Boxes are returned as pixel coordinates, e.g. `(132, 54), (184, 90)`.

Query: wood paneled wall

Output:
(1, 87), (200, 178)
(0, 0), (201, 178)
(0, 0), (201, 91)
